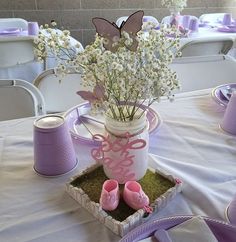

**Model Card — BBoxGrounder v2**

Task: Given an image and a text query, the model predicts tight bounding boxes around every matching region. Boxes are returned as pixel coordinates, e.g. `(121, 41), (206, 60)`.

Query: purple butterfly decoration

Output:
(92, 10), (144, 52)
(77, 83), (106, 103)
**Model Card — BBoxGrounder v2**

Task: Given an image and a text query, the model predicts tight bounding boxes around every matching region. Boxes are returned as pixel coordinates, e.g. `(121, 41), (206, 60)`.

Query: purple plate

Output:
(0, 27), (21, 35)
(119, 215), (236, 242)
(211, 83), (236, 107)
(63, 102), (162, 145)
(225, 194), (236, 225)
(199, 21), (209, 28)
(227, 25), (236, 29)
(217, 26), (236, 33)
(199, 23), (207, 27)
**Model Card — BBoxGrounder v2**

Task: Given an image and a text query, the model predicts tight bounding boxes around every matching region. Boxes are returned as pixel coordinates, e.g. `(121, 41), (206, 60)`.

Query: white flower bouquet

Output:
(34, 21), (83, 73)
(74, 11), (181, 122)
(162, 0), (188, 12)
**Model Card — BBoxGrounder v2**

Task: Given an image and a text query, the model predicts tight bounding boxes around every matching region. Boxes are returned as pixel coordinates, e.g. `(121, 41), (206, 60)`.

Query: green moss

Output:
(71, 166), (174, 222)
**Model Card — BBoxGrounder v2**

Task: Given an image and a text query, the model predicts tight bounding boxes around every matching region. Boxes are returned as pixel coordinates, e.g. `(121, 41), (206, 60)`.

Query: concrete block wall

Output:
(0, 0), (236, 47)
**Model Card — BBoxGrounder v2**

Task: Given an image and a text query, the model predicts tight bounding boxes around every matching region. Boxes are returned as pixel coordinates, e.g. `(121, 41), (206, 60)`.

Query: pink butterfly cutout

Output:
(77, 83), (106, 103)
(92, 10), (144, 52)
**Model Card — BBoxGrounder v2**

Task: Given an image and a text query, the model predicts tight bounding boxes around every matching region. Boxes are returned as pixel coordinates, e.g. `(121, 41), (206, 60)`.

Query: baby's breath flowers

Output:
(162, 0), (187, 12)
(74, 25), (181, 122)
(34, 21), (83, 73)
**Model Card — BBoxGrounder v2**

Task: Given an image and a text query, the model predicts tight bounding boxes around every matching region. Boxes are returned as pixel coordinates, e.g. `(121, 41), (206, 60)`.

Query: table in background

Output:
(186, 25), (236, 40)
(0, 29), (82, 83)
(0, 89), (235, 242)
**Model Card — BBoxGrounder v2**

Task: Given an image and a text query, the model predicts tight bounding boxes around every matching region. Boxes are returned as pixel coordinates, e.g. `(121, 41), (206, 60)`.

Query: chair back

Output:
(0, 79), (45, 121)
(0, 36), (35, 68)
(33, 69), (85, 113)
(0, 18), (28, 30)
(179, 37), (234, 57)
(170, 55), (236, 93)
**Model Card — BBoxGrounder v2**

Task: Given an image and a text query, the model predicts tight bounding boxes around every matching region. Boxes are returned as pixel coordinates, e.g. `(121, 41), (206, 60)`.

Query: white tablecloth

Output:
(183, 26), (236, 42)
(0, 89), (236, 241)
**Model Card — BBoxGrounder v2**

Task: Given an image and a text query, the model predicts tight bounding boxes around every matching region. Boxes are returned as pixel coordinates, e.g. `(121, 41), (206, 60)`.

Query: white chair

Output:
(0, 18), (28, 30)
(0, 79), (46, 121)
(0, 36), (35, 68)
(33, 69), (85, 113)
(116, 16), (159, 28)
(178, 36), (234, 57)
(170, 55), (236, 93)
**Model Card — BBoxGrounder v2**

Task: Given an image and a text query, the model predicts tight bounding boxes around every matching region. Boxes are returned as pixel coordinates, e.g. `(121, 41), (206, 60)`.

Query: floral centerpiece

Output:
(75, 12), (180, 122)
(34, 21), (83, 73)
(72, 10), (180, 184)
(162, 0), (188, 33)
(162, 0), (188, 13)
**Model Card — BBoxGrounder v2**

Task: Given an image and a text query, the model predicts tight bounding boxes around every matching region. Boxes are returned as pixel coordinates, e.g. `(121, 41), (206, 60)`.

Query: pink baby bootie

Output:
(100, 179), (119, 211)
(123, 181), (149, 210)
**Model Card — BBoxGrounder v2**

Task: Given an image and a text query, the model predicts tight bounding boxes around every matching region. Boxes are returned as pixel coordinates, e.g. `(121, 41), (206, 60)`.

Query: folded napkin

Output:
(155, 216), (218, 242)
(0, 27), (21, 35)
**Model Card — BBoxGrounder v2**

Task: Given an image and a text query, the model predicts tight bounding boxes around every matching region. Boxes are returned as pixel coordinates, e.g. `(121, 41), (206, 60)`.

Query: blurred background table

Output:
(0, 28), (83, 83)
(181, 25), (236, 45)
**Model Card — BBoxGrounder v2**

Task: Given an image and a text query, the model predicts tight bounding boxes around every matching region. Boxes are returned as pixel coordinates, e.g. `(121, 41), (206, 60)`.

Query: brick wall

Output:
(0, 0), (236, 47)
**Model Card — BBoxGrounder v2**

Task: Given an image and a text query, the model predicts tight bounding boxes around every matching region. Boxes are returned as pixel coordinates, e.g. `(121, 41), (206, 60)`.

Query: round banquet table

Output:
(0, 88), (235, 241)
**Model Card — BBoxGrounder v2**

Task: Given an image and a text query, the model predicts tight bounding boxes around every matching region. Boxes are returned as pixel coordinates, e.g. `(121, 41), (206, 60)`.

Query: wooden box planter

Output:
(66, 161), (182, 237)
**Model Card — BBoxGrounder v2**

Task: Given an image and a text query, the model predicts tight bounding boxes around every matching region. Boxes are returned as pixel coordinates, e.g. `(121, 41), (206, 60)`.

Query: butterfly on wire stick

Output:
(92, 10), (144, 52)
(77, 83), (106, 104)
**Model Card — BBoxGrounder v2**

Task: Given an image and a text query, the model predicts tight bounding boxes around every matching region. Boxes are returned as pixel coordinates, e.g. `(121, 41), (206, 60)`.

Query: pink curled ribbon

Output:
(91, 132), (146, 183)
